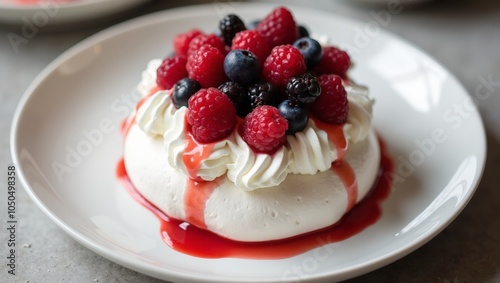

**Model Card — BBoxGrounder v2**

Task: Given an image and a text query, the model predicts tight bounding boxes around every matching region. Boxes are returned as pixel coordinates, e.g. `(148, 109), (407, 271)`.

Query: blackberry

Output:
(248, 82), (282, 111)
(286, 73), (321, 104)
(218, 81), (248, 117)
(298, 25), (310, 38)
(219, 14), (246, 46)
(172, 78), (201, 108)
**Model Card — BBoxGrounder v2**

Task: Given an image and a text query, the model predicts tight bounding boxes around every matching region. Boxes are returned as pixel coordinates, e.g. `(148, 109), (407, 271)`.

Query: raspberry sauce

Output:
(116, 138), (393, 259)
(310, 116), (348, 161)
(182, 119), (215, 181)
(331, 160), (358, 212)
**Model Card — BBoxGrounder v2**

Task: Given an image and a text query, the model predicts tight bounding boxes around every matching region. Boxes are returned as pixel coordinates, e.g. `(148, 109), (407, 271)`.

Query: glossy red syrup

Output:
(331, 160), (358, 212)
(116, 138), (393, 259)
(310, 116), (348, 161)
(182, 119), (215, 181)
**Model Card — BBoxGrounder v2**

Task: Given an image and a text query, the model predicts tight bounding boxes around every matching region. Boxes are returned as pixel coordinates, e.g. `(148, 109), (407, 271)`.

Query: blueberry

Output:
(278, 100), (309, 135)
(298, 25), (310, 38)
(293, 37), (322, 70)
(224, 50), (260, 85)
(172, 78), (201, 108)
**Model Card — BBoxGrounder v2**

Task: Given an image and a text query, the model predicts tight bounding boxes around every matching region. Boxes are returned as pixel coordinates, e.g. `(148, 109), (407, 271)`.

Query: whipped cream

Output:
(124, 124), (380, 241)
(135, 59), (374, 191)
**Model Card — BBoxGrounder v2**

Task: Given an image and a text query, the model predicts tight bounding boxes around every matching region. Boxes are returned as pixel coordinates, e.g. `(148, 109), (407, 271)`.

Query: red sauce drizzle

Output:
(331, 160), (358, 212)
(117, 137), (393, 259)
(184, 177), (220, 230)
(182, 118), (215, 181)
(310, 116), (348, 161)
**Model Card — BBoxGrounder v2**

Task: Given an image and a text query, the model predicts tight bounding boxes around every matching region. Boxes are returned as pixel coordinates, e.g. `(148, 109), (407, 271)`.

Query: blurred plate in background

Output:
(0, 0), (149, 26)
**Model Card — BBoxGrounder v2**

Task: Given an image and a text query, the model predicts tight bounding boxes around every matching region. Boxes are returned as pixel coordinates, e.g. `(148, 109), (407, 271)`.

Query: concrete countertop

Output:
(1, 0), (499, 282)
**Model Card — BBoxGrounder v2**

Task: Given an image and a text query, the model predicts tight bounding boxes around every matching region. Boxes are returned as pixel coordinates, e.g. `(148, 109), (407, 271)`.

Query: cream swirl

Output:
(344, 84), (373, 143)
(136, 85), (233, 182)
(227, 134), (289, 191)
(136, 90), (173, 136)
(287, 121), (336, 175)
(137, 59), (161, 97)
(134, 59), (374, 191)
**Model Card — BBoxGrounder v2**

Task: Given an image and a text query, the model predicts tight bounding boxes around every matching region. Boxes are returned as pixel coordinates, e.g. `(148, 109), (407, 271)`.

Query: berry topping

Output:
(278, 100), (309, 135)
(187, 88), (236, 143)
(293, 37), (322, 70)
(248, 82), (282, 111)
(256, 7), (299, 47)
(172, 78), (201, 108)
(173, 29), (203, 57)
(242, 105), (288, 154)
(187, 33), (227, 59)
(286, 73), (321, 104)
(223, 50), (260, 85)
(315, 46), (351, 78)
(187, 45), (227, 88)
(219, 14), (246, 46)
(298, 25), (310, 38)
(218, 81), (248, 117)
(262, 44), (307, 88)
(309, 74), (348, 124)
(156, 55), (188, 90)
(231, 30), (271, 64)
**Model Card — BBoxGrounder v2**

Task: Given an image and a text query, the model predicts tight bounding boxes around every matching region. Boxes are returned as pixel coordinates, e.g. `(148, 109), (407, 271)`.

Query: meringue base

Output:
(124, 124), (380, 242)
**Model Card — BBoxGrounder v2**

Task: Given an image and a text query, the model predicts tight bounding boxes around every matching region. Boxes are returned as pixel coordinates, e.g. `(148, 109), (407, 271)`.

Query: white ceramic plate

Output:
(0, 0), (148, 26)
(11, 3), (486, 282)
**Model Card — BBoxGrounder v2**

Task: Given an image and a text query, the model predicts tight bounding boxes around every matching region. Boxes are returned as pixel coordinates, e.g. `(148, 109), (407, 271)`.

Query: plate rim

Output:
(10, 2), (487, 282)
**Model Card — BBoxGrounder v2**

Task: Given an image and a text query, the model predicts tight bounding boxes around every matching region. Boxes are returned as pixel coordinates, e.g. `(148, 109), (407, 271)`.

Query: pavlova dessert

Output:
(119, 7), (390, 256)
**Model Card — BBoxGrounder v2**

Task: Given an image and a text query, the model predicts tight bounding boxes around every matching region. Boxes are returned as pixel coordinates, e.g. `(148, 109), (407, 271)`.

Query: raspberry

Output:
(262, 45), (307, 88)
(315, 46), (351, 78)
(219, 14), (246, 46)
(309, 74), (348, 124)
(173, 29), (203, 57)
(231, 30), (271, 65)
(187, 88), (236, 143)
(256, 6), (299, 47)
(187, 33), (227, 59)
(156, 55), (188, 90)
(187, 45), (227, 88)
(286, 73), (321, 104)
(242, 106), (288, 154)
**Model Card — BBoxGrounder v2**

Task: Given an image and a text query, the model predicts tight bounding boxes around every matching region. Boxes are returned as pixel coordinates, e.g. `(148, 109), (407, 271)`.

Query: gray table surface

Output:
(1, 0), (499, 282)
